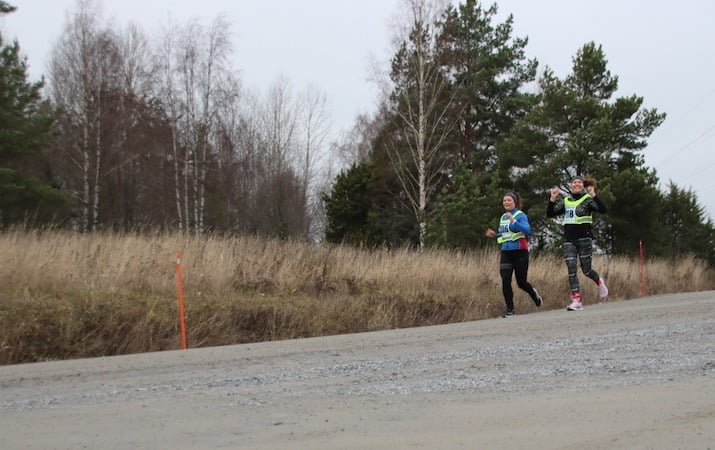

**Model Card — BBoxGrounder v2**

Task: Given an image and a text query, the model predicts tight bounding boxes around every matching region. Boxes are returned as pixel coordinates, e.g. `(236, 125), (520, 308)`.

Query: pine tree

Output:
(501, 42), (666, 253)
(0, 5), (70, 226)
(435, 0), (537, 177)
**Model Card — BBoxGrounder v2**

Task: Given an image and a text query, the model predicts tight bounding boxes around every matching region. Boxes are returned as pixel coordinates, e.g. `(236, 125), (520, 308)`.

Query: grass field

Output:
(1, 229), (712, 364)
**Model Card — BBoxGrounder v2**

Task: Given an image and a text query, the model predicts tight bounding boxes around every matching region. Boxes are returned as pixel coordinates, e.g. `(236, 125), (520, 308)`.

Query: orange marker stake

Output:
(175, 253), (188, 349)
(639, 240), (646, 297)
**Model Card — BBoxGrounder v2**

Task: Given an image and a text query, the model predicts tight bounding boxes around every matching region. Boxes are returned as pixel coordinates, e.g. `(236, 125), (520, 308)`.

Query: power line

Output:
(674, 159), (715, 185)
(649, 88), (715, 168)
(656, 87), (715, 133)
(653, 122), (715, 169)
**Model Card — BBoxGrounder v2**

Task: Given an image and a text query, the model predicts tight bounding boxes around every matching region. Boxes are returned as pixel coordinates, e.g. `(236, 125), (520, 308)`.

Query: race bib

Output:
(564, 205), (577, 224)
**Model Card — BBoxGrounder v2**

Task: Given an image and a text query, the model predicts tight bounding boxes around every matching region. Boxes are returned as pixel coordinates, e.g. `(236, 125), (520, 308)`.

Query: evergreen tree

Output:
(425, 164), (494, 248)
(0, 1), (15, 14)
(0, 5), (70, 226)
(355, 0), (538, 249)
(431, 0), (539, 249)
(323, 162), (377, 245)
(323, 125), (419, 248)
(435, 0), (538, 177)
(604, 162), (668, 256)
(501, 42), (666, 253)
(661, 183), (715, 265)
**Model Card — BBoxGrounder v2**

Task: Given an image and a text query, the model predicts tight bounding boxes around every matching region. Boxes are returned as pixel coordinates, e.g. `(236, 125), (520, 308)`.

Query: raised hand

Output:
(550, 187), (560, 202)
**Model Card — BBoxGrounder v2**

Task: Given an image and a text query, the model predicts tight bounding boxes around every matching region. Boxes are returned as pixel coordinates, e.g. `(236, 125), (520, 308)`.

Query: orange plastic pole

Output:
(639, 240), (646, 297)
(175, 253), (188, 349)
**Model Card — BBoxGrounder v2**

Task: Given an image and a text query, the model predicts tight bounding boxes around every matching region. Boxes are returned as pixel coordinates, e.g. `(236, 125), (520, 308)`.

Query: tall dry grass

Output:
(1, 229), (713, 364)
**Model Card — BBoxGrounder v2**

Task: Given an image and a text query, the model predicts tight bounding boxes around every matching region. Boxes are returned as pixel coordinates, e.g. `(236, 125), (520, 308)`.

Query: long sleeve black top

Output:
(547, 192), (608, 242)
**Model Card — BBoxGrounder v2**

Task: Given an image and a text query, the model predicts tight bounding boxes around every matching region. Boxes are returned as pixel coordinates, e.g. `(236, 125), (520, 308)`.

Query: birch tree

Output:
(210, 73), (242, 231)
(259, 75), (303, 238)
(48, 0), (114, 232)
(155, 18), (185, 231)
(296, 84), (332, 240)
(333, 112), (384, 168)
(233, 90), (266, 233)
(385, 0), (459, 248)
(103, 22), (157, 229)
(155, 15), (235, 234)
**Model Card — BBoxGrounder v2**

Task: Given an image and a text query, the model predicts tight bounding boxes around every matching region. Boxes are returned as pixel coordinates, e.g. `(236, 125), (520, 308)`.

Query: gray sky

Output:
(3, 0), (715, 224)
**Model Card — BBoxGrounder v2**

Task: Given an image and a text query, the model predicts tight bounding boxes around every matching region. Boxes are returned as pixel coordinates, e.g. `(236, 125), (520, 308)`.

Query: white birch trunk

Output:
(417, 44), (427, 249)
(91, 97), (102, 232)
(172, 125), (183, 232)
(81, 124), (90, 233)
(383, 0), (459, 248)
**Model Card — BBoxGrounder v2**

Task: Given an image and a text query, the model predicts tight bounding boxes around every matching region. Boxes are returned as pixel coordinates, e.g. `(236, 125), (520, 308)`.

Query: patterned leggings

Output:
(564, 238), (600, 292)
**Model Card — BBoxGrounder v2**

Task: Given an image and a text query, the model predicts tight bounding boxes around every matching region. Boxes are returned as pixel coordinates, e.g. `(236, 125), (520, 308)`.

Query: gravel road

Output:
(1, 291), (713, 449)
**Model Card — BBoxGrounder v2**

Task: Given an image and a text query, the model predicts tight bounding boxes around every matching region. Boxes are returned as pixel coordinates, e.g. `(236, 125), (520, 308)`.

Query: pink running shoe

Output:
(598, 278), (609, 298)
(566, 300), (583, 311)
(566, 292), (583, 311)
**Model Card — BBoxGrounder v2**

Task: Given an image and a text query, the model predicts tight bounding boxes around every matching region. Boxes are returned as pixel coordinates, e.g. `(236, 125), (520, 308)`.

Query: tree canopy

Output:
(323, 2), (714, 264)
(500, 41), (668, 254)
(2, 0), (714, 264)
(0, 5), (70, 226)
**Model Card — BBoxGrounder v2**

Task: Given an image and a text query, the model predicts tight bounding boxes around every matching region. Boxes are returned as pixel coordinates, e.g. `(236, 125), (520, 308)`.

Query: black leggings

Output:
(499, 250), (538, 310)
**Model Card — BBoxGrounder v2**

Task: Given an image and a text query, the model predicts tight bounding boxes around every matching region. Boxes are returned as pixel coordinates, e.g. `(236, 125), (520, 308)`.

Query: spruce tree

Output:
(0, 5), (70, 226)
(661, 183), (715, 265)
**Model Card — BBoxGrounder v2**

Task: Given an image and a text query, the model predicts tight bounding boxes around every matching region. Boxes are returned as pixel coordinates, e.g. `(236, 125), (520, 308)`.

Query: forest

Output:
(1, 0), (714, 263)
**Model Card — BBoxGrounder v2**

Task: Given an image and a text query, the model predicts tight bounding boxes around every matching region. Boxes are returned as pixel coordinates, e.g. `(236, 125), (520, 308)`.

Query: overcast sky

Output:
(3, 0), (715, 223)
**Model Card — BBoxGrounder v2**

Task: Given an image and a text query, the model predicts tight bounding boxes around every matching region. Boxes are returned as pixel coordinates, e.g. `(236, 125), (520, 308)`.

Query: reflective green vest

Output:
(496, 210), (525, 243)
(563, 195), (593, 224)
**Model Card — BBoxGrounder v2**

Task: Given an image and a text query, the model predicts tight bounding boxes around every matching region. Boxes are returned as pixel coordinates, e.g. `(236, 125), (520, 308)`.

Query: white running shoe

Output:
(533, 288), (543, 307)
(598, 278), (609, 298)
(566, 300), (583, 311)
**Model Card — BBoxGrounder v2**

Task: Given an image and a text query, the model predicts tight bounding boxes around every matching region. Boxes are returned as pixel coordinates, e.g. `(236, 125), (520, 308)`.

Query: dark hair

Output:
(504, 191), (522, 209)
(573, 175), (597, 188)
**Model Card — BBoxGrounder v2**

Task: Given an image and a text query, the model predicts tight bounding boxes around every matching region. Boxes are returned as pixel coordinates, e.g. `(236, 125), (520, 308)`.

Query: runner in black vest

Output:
(547, 176), (609, 311)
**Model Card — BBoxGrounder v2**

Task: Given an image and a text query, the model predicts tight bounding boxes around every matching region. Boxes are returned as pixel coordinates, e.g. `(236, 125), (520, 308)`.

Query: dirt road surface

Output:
(1, 292), (713, 449)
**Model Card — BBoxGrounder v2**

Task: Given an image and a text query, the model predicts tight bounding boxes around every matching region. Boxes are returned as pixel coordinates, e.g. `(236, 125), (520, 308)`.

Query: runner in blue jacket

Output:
(485, 192), (543, 317)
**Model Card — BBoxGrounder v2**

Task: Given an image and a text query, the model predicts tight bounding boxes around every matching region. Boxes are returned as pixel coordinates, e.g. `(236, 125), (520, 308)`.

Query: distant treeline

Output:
(1, 0), (712, 263)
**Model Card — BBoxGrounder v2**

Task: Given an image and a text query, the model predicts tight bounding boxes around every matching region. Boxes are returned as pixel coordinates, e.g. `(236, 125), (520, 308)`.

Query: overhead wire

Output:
(643, 90), (715, 219)
(652, 123), (715, 169)
(650, 87), (715, 169)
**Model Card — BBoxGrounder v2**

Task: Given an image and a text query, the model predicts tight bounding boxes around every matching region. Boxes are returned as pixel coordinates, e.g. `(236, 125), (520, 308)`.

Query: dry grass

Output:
(1, 229), (713, 364)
